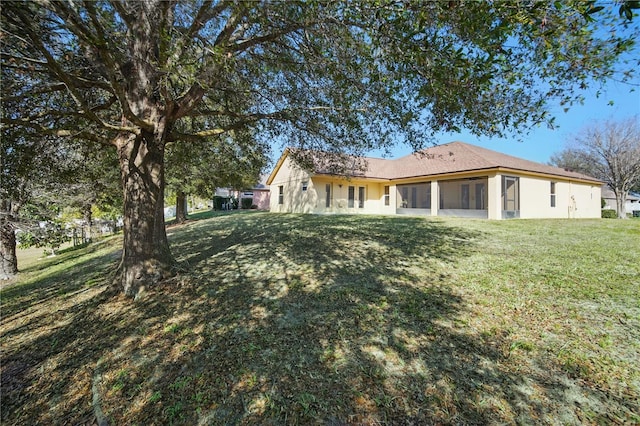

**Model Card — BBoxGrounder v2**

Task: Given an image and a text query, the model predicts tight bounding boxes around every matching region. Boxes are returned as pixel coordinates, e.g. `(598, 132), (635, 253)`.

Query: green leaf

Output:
(587, 6), (604, 14)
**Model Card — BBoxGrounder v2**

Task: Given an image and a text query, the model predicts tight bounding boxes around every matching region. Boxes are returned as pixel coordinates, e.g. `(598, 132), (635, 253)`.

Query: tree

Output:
(61, 143), (122, 240)
(0, 129), (70, 279)
(2, 1), (638, 297)
(165, 126), (268, 224)
(551, 116), (640, 218)
(549, 149), (597, 177)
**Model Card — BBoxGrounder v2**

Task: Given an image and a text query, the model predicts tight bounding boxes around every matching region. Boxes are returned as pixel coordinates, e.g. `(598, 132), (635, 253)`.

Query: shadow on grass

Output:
(1, 238), (121, 321)
(1, 213), (636, 424)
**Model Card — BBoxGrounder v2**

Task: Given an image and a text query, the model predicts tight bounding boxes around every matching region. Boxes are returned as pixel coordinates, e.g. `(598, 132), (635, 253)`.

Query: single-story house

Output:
(601, 186), (640, 215)
(266, 141), (603, 220)
(214, 177), (271, 210)
(237, 182), (271, 210)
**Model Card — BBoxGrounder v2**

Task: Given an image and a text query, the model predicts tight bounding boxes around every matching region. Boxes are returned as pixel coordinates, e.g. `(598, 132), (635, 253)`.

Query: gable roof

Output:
(268, 141), (602, 184)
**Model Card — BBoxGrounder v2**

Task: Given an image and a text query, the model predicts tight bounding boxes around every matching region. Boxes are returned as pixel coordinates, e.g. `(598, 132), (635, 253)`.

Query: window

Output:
(358, 186), (365, 208)
(550, 182), (556, 207)
(302, 181), (308, 191)
(384, 185), (390, 206)
(325, 184), (331, 208)
(348, 186), (355, 208)
(278, 185), (284, 205)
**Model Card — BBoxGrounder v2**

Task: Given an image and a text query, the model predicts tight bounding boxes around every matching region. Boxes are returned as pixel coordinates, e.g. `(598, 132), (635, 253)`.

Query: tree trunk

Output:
(175, 190), (188, 224)
(615, 189), (628, 219)
(115, 128), (175, 297)
(111, 0), (204, 297)
(82, 203), (93, 242)
(0, 220), (18, 280)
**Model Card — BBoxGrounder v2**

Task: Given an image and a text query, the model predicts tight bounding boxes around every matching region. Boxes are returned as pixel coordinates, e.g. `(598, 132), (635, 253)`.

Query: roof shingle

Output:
(359, 141), (601, 182)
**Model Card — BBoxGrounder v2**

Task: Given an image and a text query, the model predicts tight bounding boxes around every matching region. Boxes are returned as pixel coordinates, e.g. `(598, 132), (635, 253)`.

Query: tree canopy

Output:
(1, 0), (638, 296)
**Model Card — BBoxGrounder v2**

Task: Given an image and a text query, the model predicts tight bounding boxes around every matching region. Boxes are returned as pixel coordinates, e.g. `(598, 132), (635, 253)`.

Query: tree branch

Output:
(11, 7), (131, 134)
(2, 114), (138, 137)
(84, 1), (153, 131)
(172, 84), (206, 120)
(227, 25), (306, 54)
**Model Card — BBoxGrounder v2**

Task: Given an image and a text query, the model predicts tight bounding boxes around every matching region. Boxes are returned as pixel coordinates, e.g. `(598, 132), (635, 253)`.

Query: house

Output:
(213, 177), (271, 210)
(601, 186), (640, 216)
(237, 182), (271, 210)
(266, 141), (603, 220)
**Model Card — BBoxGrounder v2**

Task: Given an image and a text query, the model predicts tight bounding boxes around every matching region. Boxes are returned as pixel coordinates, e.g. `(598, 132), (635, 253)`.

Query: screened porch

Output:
(396, 178), (489, 219)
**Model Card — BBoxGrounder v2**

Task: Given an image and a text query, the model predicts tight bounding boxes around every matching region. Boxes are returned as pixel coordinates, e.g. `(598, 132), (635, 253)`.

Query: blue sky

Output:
(367, 78), (640, 164)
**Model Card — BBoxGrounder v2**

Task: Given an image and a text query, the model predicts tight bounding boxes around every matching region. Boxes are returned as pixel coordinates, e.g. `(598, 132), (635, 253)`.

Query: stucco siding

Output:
(310, 178), (385, 214)
(519, 176), (600, 219)
(269, 156), (315, 213)
(268, 149), (602, 219)
(269, 162), (390, 215)
(252, 190), (270, 210)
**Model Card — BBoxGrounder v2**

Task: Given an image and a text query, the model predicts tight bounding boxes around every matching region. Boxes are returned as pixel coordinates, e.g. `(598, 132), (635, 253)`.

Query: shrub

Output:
(18, 220), (71, 256)
(601, 209), (617, 219)
(212, 196), (225, 210)
(241, 197), (253, 209)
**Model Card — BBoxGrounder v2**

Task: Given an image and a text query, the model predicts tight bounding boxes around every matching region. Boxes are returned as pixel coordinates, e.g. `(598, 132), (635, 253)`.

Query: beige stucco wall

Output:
(518, 175), (601, 219)
(269, 154), (601, 219)
(268, 156), (316, 213)
(310, 178), (389, 214)
(269, 157), (391, 214)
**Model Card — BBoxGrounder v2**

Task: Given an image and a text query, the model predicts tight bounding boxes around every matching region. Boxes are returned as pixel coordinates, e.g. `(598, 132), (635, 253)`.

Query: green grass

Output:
(1, 212), (639, 425)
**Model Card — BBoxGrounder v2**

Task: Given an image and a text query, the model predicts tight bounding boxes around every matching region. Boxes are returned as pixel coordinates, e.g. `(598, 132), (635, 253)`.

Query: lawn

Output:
(1, 212), (639, 425)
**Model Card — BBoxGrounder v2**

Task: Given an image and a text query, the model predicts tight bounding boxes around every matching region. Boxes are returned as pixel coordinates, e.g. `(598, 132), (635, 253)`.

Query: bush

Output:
(601, 209), (617, 219)
(212, 196), (225, 210)
(18, 220), (71, 255)
(241, 197), (253, 209)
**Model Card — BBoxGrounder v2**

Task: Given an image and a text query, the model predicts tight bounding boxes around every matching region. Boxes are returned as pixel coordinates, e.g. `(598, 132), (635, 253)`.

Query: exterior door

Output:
(503, 176), (519, 211)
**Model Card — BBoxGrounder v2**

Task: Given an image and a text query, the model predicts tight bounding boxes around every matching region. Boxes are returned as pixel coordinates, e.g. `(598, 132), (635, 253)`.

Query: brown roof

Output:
(365, 141), (601, 182)
(268, 141), (602, 184)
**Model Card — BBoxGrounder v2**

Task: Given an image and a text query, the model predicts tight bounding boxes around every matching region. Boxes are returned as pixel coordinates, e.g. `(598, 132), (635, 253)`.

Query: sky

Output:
(366, 78), (640, 165)
(266, 76), (639, 170)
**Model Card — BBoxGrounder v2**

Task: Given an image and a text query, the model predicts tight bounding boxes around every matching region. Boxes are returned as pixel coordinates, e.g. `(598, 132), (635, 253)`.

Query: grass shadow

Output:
(2, 213), (638, 424)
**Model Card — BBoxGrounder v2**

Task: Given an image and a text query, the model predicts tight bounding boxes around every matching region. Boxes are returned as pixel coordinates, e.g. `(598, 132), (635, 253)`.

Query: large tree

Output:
(551, 116), (640, 218)
(1, 1), (638, 297)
